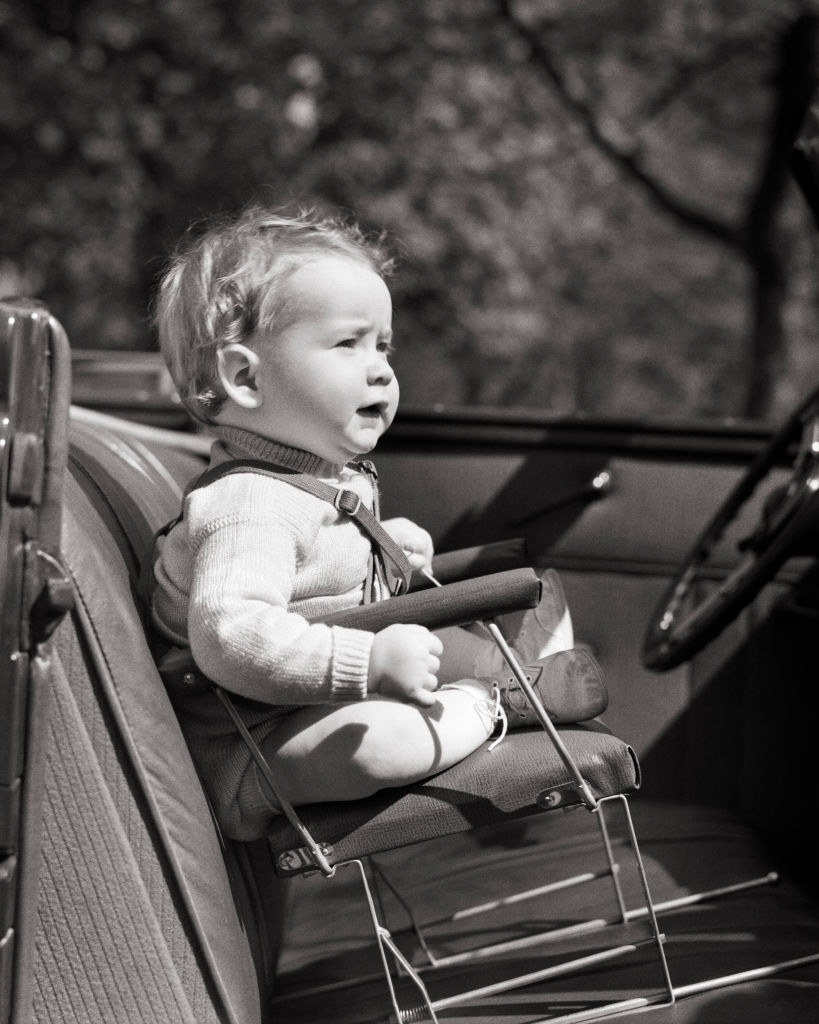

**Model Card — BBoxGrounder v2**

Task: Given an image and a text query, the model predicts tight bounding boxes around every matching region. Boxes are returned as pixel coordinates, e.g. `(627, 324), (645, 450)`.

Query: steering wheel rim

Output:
(642, 384), (819, 672)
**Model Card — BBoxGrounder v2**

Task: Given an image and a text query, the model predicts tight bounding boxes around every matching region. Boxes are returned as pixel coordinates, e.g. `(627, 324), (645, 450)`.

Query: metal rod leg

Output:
(599, 795), (675, 1009)
(350, 859), (441, 1024)
(369, 857), (440, 968)
(595, 803), (627, 922)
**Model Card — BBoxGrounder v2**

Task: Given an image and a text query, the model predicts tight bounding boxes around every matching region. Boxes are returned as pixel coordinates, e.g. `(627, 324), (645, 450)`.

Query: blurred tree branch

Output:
(496, 0), (741, 247)
(497, 0), (819, 416)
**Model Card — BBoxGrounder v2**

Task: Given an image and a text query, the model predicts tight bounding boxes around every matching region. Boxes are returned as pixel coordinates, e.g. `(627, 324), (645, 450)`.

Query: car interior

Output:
(4, 93), (819, 1024)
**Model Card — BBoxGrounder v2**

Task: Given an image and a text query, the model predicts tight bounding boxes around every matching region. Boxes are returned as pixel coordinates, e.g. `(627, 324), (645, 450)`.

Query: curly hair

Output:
(152, 205), (395, 422)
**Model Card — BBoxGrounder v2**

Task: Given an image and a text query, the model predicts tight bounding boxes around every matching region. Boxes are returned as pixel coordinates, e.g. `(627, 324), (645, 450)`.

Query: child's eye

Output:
(336, 338), (356, 348)
(378, 341), (396, 357)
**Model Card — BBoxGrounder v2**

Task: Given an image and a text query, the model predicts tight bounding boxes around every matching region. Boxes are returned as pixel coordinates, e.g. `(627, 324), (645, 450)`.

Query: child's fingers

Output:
(403, 550), (430, 570)
(401, 543), (433, 571)
(388, 520), (433, 571)
(412, 684), (439, 708)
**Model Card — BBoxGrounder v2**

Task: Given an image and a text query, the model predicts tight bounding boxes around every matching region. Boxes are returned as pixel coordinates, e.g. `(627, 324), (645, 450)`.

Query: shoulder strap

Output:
(184, 458), (412, 597)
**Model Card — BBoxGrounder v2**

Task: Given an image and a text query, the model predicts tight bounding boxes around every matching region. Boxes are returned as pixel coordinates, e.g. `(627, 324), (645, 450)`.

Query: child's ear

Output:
(217, 343), (262, 409)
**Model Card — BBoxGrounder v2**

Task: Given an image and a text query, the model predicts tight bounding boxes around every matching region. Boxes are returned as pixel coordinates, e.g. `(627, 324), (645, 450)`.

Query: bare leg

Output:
(258, 680), (494, 807)
(255, 571), (577, 809)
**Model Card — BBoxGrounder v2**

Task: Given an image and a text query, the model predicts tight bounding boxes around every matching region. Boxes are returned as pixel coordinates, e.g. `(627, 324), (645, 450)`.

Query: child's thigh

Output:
(260, 689), (488, 806)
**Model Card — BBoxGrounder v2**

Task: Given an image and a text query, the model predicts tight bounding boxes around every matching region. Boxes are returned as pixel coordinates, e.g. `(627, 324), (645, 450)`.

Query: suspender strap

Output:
(182, 458), (412, 597)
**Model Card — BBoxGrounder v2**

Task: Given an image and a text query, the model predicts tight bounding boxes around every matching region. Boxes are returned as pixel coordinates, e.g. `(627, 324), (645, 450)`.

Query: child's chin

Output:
(336, 438), (376, 462)
(355, 427), (384, 450)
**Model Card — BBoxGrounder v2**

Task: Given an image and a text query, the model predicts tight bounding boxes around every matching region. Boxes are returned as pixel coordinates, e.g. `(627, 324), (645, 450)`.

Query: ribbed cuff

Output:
(330, 626), (374, 701)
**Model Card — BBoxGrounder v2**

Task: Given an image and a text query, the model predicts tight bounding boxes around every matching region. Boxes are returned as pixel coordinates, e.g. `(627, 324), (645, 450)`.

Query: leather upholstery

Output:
(59, 466), (263, 1024)
(267, 722), (639, 869)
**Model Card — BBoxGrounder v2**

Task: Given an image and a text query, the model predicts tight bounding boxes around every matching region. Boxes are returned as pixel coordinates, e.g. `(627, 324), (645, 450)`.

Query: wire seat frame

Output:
(223, 615), (678, 1023)
(257, 616), (819, 1021)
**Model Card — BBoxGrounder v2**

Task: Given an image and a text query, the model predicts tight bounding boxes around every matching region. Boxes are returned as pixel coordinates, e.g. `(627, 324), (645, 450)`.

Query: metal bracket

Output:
(27, 547), (74, 648)
(536, 781), (587, 810)
(7, 432), (44, 507)
(276, 843), (335, 877)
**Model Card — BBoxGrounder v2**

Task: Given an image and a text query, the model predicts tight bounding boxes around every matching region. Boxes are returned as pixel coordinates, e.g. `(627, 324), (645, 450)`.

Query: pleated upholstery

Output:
(33, 645), (208, 1024)
(31, 463), (264, 1024)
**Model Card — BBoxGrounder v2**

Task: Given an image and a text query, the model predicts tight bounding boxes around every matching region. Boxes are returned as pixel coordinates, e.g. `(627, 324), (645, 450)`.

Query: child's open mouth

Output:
(357, 403), (384, 417)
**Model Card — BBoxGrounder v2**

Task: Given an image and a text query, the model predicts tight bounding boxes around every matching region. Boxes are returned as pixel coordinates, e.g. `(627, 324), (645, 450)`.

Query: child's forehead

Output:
(281, 254), (391, 319)
(285, 253), (384, 290)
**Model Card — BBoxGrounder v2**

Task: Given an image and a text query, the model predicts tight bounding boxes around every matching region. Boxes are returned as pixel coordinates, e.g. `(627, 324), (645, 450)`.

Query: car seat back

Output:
(1, 300), (71, 1024)
(55, 411), (292, 1024)
(0, 299), (280, 1024)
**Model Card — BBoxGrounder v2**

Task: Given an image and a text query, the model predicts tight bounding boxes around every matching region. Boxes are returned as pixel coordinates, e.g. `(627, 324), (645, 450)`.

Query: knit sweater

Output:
(151, 424), (381, 839)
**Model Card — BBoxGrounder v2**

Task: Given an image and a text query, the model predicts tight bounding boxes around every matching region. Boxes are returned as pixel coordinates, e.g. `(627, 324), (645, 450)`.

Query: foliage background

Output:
(1, 0), (818, 421)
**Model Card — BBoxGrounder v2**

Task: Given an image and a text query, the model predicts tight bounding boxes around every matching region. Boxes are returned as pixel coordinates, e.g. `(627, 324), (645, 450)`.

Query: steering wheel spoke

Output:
(643, 386), (819, 671)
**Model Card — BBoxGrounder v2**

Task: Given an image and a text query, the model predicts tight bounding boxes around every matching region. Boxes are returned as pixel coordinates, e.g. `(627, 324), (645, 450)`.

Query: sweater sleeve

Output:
(185, 477), (374, 705)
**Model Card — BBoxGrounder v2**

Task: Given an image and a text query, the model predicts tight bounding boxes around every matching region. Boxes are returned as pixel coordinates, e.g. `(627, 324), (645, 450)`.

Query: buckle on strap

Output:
(334, 488), (362, 516)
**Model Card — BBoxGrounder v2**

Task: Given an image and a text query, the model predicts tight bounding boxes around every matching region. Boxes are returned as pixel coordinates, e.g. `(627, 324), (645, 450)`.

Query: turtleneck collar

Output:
(211, 425), (342, 478)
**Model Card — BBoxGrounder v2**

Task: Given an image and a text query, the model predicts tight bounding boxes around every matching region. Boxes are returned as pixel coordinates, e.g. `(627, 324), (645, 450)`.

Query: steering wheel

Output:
(642, 385), (819, 671)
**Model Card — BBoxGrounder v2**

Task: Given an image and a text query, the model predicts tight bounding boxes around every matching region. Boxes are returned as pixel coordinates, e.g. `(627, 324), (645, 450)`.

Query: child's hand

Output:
(382, 517), (434, 572)
(368, 623), (442, 707)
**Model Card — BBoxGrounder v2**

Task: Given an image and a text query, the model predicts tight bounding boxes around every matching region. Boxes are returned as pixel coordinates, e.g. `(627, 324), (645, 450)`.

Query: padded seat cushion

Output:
(61, 456), (261, 1024)
(267, 723), (639, 869)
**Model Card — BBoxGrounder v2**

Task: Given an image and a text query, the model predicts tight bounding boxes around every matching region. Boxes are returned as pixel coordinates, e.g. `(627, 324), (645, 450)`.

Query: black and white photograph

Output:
(2, 2), (819, 1022)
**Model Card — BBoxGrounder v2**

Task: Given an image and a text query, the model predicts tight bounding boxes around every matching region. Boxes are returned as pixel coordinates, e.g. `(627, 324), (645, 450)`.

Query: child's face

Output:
(250, 255), (399, 466)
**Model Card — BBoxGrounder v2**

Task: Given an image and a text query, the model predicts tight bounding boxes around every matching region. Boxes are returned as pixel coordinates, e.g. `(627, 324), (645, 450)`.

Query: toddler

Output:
(149, 205), (605, 841)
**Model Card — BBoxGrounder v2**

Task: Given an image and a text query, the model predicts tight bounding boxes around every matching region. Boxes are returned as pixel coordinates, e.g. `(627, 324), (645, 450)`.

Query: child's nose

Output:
(367, 354), (394, 385)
